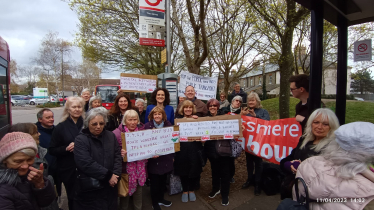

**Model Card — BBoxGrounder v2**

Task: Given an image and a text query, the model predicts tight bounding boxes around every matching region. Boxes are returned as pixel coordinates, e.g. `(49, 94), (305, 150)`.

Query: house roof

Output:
(99, 79), (120, 85)
(241, 64), (279, 78)
(244, 84), (280, 93)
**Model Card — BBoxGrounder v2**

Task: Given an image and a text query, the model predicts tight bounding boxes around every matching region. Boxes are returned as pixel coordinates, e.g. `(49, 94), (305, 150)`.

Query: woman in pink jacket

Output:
(113, 110), (147, 210)
(294, 122), (374, 210)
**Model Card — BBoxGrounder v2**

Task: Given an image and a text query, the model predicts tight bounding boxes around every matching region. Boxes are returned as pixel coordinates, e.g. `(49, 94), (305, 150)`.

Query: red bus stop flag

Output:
(238, 116), (302, 165)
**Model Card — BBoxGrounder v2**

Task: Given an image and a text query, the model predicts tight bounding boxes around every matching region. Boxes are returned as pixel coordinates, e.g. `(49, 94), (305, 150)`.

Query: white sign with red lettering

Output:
(139, 0), (165, 47)
(120, 76), (156, 93)
(354, 39), (372, 62)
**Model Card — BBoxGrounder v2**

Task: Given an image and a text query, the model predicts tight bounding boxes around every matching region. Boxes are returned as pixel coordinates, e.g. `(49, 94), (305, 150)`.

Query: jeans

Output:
(245, 152), (263, 184)
(209, 156), (231, 197)
(149, 173), (167, 205)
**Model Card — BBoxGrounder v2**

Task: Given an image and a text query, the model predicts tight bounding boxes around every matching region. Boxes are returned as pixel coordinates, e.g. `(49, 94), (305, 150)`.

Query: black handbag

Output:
(216, 140), (232, 157)
(77, 174), (104, 192)
(276, 177), (310, 210)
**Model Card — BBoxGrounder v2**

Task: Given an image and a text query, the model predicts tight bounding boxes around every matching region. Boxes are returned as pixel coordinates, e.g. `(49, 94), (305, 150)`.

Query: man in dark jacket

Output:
(176, 85), (208, 117)
(289, 74), (309, 131)
(230, 83), (247, 104)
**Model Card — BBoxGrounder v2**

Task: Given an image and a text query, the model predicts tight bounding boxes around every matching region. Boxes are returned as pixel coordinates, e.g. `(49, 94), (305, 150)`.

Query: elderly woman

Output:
(88, 95), (102, 111)
(219, 92), (230, 109)
(135, 98), (146, 124)
(293, 122), (374, 210)
(81, 88), (91, 112)
(107, 93), (136, 131)
(174, 100), (203, 202)
(73, 107), (122, 209)
(280, 108), (339, 199)
(240, 92), (270, 195)
(204, 99), (231, 206)
(49, 96), (85, 210)
(144, 106), (174, 210)
(113, 110), (147, 210)
(145, 88), (175, 125)
(0, 132), (56, 209)
(221, 95), (243, 115)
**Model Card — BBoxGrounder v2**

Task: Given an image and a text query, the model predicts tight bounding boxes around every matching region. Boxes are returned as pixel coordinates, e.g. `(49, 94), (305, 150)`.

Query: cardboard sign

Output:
(121, 125), (180, 162)
(238, 116), (301, 164)
(178, 71), (218, 100)
(120, 73), (157, 93)
(175, 115), (242, 141)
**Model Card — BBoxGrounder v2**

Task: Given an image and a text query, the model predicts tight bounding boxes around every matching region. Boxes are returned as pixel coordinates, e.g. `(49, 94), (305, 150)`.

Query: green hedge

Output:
(321, 94), (355, 100)
(36, 102), (61, 108)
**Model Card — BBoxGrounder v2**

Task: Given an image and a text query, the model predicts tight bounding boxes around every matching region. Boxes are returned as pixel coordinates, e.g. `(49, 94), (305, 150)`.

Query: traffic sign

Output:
(354, 39), (372, 62)
(139, 0), (165, 47)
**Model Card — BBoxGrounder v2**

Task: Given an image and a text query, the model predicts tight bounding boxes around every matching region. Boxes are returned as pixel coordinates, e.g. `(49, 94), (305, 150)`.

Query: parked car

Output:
(11, 96), (29, 106)
(354, 97), (365, 101)
(29, 97), (50, 105)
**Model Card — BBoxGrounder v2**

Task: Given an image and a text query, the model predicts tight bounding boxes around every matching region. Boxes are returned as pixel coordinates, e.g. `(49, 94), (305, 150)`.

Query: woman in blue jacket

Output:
(144, 88), (174, 125)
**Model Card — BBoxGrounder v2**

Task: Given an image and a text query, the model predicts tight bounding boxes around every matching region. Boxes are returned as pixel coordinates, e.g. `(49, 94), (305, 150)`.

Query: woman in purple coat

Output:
(144, 106), (174, 210)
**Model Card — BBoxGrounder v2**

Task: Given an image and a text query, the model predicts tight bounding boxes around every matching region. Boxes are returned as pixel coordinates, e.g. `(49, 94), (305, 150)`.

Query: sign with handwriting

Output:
(175, 115), (242, 141)
(120, 73), (157, 93)
(121, 126), (180, 162)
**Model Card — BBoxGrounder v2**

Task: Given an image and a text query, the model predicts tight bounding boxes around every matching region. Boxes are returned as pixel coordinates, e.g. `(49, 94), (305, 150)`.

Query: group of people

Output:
(1, 75), (374, 210)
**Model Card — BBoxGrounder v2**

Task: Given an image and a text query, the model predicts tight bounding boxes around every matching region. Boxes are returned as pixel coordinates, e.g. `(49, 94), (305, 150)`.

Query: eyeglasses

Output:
(91, 122), (105, 127)
(234, 100), (242, 103)
(290, 87), (300, 91)
(209, 105), (218, 108)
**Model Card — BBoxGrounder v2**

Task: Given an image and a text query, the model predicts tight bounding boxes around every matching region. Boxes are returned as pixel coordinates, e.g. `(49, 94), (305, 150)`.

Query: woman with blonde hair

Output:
(144, 106), (174, 209)
(113, 109), (147, 210)
(240, 92), (270, 195)
(49, 96), (85, 210)
(280, 108), (340, 199)
(174, 100), (203, 202)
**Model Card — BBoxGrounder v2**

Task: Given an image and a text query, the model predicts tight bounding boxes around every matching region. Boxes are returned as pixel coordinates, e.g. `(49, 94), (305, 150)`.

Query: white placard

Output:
(125, 127), (179, 162)
(178, 71), (218, 100)
(354, 39), (372, 62)
(177, 119), (239, 137)
(120, 76), (157, 93)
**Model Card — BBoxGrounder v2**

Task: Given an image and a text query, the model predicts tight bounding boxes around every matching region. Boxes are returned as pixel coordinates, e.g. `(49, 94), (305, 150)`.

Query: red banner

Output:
(238, 116), (302, 164)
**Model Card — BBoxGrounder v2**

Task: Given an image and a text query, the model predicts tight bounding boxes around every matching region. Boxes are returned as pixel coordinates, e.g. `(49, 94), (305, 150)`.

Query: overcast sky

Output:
(0, 0), (116, 79)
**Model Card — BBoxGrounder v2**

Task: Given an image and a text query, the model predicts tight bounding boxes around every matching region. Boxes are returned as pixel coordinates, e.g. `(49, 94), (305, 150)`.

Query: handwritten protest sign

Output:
(178, 71), (218, 100)
(238, 116), (301, 164)
(175, 115), (242, 141)
(120, 73), (157, 93)
(121, 126), (180, 162)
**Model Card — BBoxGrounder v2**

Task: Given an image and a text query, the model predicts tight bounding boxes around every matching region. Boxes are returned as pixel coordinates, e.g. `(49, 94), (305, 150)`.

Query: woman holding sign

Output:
(107, 93), (137, 131)
(113, 109), (147, 210)
(74, 107), (122, 210)
(174, 100), (203, 203)
(240, 92), (270, 196)
(144, 106), (174, 210)
(205, 99), (231, 206)
(144, 88), (175, 125)
(279, 108), (339, 199)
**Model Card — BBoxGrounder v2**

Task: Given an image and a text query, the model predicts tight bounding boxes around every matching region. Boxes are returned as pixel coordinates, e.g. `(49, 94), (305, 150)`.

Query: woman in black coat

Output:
(49, 96), (85, 210)
(74, 107), (122, 210)
(174, 100), (203, 203)
(204, 99), (231, 206)
(144, 106), (174, 210)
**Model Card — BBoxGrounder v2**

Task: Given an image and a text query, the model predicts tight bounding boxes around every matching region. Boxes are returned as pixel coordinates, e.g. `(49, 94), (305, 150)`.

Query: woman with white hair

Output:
(74, 107), (122, 209)
(81, 88), (91, 112)
(135, 98), (146, 124)
(113, 109), (147, 210)
(293, 122), (374, 210)
(240, 92), (270, 195)
(49, 96), (85, 210)
(280, 108), (340, 199)
(0, 132), (56, 210)
(221, 95), (243, 115)
(88, 95), (102, 110)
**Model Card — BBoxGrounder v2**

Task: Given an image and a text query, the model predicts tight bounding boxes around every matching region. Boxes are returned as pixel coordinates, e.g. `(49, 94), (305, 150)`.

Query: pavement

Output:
(12, 107), (282, 210)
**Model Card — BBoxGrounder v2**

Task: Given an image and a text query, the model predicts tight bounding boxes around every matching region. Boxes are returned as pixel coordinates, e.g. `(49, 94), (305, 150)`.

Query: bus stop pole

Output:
(166, 0), (171, 73)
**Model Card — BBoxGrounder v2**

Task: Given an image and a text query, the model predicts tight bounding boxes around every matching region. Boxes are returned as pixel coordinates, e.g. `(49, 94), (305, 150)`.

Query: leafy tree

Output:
(351, 69), (374, 94)
(248, 0), (309, 119)
(9, 60), (20, 94)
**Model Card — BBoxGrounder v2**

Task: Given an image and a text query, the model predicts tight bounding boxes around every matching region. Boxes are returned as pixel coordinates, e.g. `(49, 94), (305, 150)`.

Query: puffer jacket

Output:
(294, 156), (374, 210)
(0, 167), (56, 210)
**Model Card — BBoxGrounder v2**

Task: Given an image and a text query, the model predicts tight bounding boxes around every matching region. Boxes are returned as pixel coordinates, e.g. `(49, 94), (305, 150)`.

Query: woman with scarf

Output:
(113, 110), (147, 210)
(144, 106), (174, 210)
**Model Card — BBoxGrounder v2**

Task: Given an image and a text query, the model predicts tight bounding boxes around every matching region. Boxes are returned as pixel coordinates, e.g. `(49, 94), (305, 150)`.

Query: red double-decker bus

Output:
(95, 85), (147, 110)
(0, 36), (12, 138)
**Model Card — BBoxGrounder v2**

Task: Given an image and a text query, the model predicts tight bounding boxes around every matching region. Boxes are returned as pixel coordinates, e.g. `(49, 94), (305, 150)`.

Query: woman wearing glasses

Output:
(220, 95), (243, 115)
(205, 99), (231, 206)
(279, 108), (340, 199)
(74, 107), (122, 210)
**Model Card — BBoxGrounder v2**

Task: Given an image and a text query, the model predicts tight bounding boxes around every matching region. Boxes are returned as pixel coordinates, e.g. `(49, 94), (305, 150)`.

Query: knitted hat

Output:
(335, 122), (374, 154)
(0, 132), (38, 163)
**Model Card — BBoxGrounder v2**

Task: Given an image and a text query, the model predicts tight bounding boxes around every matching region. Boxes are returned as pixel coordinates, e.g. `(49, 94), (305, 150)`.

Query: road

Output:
(12, 106), (64, 124)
